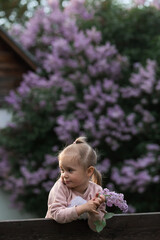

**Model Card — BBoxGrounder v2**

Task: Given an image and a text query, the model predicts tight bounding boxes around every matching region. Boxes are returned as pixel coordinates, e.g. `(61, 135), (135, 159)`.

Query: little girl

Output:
(45, 137), (106, 232)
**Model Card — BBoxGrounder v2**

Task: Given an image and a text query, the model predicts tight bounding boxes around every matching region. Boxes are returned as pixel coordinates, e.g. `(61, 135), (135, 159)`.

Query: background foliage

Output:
(0, 0), (44, 27)
(0, 0), (160, 216)
(80, 0), (160, 71)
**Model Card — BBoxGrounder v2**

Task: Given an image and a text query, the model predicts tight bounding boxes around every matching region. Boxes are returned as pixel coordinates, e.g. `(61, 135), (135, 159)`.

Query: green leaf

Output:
(104, 212), (114, 220)
(94, 219), (106, 233)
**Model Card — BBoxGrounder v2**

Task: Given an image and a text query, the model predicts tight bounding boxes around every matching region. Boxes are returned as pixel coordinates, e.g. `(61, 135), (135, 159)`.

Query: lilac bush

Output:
(0, 0), (160, 215)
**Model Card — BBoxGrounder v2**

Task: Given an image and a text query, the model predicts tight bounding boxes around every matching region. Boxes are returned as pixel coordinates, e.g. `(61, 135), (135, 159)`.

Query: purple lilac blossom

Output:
(111, 152), (160, 193)
(101, 188), (128, 213)
(97, 158), (111, 174)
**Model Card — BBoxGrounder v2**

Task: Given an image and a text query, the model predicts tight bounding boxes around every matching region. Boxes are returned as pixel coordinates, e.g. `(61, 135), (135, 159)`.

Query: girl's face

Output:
(59, 155), (94, 194)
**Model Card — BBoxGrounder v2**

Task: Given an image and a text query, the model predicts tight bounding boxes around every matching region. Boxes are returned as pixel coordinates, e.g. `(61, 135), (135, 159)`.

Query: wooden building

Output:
(0, 26), (38, 106)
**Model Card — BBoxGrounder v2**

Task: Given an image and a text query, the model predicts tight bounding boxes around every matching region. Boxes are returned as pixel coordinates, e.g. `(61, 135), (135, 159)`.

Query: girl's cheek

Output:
(61, 176), (65, 183)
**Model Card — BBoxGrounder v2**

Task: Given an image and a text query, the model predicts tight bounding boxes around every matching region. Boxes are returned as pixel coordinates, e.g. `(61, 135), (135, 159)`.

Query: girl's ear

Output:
(87, 166), (95, 177)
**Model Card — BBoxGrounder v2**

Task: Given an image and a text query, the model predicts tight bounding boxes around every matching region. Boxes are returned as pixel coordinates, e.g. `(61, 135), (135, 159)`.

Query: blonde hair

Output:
(58, 136), (102, 186)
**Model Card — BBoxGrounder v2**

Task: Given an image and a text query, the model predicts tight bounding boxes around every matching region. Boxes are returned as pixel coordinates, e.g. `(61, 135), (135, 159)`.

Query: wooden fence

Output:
(0, 212), (160, 240)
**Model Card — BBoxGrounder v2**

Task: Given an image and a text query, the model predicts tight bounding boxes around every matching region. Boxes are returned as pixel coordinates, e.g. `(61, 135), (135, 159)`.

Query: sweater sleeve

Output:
(45, 180), (79, 223)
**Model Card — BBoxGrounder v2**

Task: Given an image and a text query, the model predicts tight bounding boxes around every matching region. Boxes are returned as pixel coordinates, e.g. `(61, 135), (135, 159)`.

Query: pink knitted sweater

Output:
(45, 179), (106, 231)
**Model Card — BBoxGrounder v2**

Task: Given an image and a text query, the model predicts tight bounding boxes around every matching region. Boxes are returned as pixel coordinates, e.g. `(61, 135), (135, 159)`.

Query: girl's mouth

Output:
(65, 181), (71, 184)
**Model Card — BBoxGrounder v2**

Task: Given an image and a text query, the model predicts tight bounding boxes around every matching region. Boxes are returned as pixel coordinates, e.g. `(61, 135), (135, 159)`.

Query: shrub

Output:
(81, 0), (160, 71)
(0, 0), (160, 215)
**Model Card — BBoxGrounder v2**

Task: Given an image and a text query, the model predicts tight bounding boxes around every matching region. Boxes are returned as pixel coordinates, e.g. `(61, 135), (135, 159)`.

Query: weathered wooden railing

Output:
(0, 212), (160, 240)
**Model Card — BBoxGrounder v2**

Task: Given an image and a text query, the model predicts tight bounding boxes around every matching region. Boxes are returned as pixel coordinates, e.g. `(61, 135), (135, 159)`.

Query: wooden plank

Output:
(0, 71), (26, 77)
(0, 40), (9, 50)
(0, 50), (31, 67)
(0, 213), (160, 240)
(0, 77), (21, 102)
(0, 52), (16, 62)
(0, 76), (21, 82)
(0, 62), (27, 69)
(0, 80), (20, 89)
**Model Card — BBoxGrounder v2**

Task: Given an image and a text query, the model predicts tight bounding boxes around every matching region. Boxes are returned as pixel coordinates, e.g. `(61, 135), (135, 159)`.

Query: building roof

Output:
(0, 26), (38, 71)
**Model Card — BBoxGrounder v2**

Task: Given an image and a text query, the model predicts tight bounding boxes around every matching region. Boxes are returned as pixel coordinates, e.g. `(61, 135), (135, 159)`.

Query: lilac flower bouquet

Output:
(95, 188), (128, 232)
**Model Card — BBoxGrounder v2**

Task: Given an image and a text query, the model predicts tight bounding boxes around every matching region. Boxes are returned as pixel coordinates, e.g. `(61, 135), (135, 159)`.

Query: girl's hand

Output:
(93, 193), (106, 205)
(75, 194), (105, 216)
(76, 199), (99, 216)
(86, 199), (100, 214)
(85, 194), (105, 215)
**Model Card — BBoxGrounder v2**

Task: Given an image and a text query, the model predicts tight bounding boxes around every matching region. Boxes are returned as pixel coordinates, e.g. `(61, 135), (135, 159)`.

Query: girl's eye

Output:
(60, 169), (64, 173)
(68, 169), (73, 173)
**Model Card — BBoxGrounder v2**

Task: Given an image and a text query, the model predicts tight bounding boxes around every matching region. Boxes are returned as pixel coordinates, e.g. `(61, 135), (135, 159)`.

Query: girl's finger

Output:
(97, 195), (105, 204)
(93, 200), (101, 208)
(92, 209), (99, 214)
(94, 197), (102, 204)
(99, 195), (106, 202)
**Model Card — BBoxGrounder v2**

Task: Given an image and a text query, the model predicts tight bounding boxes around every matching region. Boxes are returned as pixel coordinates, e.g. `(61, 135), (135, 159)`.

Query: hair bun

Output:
(74, 136), (87, 144)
